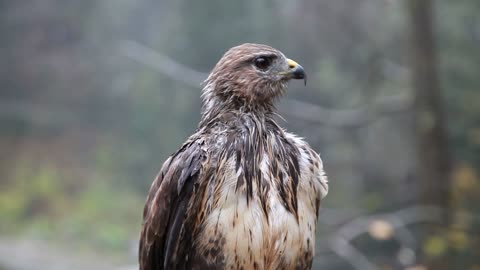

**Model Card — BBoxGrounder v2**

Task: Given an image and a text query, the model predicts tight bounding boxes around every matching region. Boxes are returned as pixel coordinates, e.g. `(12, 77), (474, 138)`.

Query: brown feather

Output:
(139, 43), (328, 270)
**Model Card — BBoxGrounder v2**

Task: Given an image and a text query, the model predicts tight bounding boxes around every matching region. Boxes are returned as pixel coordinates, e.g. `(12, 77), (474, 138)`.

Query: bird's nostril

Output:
(289, 64), (296, 69)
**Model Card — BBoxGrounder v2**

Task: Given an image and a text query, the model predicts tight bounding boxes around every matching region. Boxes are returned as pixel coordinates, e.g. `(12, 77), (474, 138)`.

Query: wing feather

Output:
(139, 138), (205, 270)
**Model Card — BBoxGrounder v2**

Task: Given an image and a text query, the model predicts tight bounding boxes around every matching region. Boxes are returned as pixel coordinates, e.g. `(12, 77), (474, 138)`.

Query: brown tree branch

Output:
(119, 40), (411, 129)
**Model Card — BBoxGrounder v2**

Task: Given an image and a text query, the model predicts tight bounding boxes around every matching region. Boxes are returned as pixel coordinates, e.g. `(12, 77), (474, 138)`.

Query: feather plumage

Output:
(139, 43), (328, 270)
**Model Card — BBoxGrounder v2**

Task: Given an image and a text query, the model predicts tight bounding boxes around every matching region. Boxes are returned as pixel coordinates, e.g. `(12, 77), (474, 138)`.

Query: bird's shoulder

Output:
(147, 133), (206, 198)
(140, 124), (249, 270)
(140, 132), (211, 270)
(283, 131), (329, 200)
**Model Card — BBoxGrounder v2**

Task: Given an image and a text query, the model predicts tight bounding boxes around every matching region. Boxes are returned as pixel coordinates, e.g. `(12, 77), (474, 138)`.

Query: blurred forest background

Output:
(0, 0), (479, 269)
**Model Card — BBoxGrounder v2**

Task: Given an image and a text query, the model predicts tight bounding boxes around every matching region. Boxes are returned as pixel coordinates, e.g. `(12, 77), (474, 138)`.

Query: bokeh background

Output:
(1, 0), (479, 269)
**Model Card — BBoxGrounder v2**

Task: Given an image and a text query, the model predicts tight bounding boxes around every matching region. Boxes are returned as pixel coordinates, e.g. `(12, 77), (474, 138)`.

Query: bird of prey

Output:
(139, 43), (328, 270)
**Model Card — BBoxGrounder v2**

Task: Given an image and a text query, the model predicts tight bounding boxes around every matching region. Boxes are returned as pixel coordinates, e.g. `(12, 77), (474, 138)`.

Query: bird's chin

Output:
(276, 81), (288, 93)
(268, 85), (287, 101)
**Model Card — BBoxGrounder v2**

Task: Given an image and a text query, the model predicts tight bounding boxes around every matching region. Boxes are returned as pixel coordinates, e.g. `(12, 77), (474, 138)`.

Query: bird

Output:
(139, 43), (328, 270)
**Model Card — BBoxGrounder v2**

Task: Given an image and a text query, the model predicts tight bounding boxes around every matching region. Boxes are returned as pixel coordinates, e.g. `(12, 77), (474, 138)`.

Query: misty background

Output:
(0, 0), (479, 269)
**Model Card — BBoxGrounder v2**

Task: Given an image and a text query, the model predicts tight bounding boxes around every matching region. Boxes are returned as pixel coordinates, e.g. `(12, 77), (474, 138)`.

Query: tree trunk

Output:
(408, 0), (452, 268)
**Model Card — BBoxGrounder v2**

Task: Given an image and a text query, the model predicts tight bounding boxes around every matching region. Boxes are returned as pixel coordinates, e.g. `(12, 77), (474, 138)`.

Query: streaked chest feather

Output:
(196, 138), (326, 270)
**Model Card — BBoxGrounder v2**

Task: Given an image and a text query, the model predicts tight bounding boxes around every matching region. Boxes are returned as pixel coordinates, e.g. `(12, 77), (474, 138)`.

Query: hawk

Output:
(139, 43), (328, 270)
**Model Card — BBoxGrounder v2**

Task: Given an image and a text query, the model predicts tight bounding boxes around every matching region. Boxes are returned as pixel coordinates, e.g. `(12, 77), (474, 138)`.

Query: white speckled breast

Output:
(196, 133), (327, 270)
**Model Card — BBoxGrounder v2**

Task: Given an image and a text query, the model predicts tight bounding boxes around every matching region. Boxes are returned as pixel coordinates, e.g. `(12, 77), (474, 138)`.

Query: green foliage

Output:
(0, 163), (64, 232)
(0, 159), (143, 252)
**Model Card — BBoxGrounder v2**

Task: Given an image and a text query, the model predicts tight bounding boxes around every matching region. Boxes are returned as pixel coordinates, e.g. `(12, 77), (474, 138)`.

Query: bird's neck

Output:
(199, 84), (276, 127)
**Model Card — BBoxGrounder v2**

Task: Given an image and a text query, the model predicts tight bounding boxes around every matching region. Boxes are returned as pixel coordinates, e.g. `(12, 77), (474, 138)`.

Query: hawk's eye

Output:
(254, 56), (271, 70)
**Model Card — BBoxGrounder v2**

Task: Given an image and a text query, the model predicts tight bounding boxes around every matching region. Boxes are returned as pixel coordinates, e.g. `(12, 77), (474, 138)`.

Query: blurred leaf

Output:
(424, 235), (448, 257)
(448, 229), (469, 251)
(453, 163), (477, 191)
(368, 219), (394, 241)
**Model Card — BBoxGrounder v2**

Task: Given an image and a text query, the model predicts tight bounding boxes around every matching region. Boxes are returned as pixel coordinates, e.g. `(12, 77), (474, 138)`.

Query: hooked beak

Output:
(286, 58), (307, 86)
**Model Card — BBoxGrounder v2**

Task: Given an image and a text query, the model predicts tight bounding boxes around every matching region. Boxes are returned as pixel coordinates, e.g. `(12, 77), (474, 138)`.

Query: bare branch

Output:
(326, 206), (443, 269)
(329, 237), (382, 270)
(119, 40), (207, 87)
(280, 93), (411, 128)
(335, 206), (442, 240)
(119, 40), (411, 128)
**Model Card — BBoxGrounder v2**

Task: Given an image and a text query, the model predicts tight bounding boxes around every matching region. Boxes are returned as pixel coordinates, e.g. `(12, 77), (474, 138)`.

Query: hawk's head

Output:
(202, 43), (306, 112)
